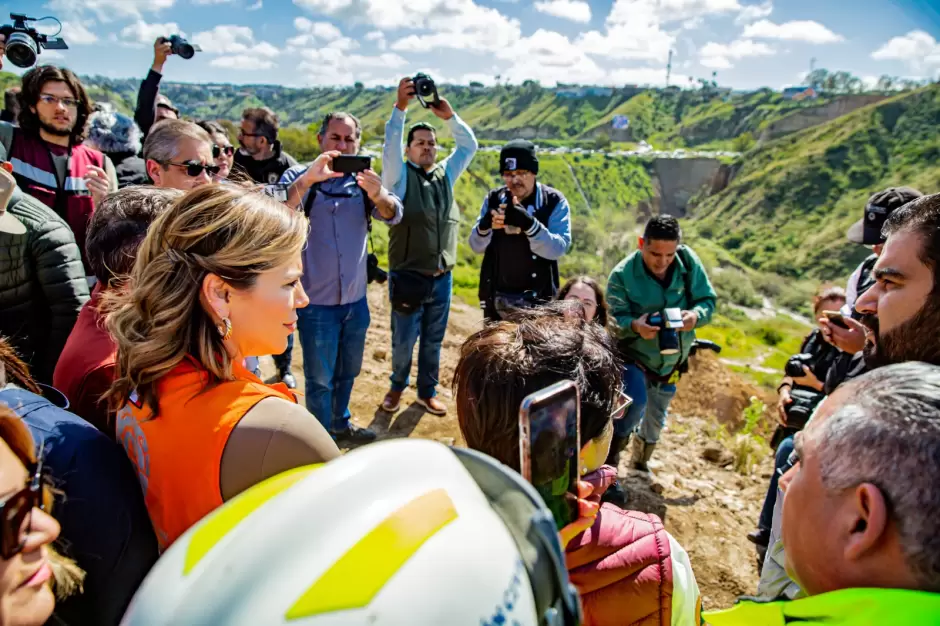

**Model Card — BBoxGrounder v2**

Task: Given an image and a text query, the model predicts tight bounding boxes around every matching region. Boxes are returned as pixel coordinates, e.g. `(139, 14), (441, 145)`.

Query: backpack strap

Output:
(302, 179), (377, 247)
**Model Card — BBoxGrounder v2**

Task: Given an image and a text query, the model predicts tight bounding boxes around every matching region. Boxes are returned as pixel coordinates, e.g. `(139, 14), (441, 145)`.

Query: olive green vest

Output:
(388, 163), (459, 273)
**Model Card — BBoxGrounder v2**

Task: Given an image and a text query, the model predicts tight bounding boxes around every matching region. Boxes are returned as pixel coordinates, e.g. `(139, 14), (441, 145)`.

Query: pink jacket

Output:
(565, 466), (700, 626)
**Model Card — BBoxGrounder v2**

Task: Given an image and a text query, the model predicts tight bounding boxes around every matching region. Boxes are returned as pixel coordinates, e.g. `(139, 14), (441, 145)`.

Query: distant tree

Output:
(876, 75), (895, 92)
(803, 69), (828, 90)
(469, 81), (484, 89)
(732, 132), (756, 153)
(594, 132), (612, 150)
(354, 81), (364, 90)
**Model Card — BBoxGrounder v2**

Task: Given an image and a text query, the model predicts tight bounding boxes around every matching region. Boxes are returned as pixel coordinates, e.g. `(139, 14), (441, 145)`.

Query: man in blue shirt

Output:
(280, 112), (402, 444)
(469, 139), (572, 321)
(380, 76), (478, 416)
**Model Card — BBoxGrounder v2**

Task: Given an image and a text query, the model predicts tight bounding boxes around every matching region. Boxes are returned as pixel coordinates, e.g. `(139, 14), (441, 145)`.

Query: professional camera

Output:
(0, 14), (68, 69)
(647, 308), (684, 355)
(367, 253), (387, 285)
(412, 73), (441, 109)
(785, 353), (817, 378)
(161, 35), (201, 60)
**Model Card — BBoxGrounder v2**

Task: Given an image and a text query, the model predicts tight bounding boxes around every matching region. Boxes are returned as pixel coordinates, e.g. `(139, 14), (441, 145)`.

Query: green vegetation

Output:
(687, 85), (940, 282)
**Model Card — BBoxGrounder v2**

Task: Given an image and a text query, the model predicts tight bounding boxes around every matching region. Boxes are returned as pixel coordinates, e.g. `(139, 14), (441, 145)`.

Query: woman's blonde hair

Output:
(104, 183), (308, 414)
(0, 407), (85, 599)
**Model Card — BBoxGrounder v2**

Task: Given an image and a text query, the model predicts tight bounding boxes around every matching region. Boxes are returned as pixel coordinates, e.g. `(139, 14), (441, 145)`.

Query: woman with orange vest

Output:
(104, 173), (343, 551)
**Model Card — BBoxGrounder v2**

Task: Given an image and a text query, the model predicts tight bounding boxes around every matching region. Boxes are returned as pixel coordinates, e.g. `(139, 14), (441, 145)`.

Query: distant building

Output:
(782, 86), (818, 101)
(555, 85), (614, 98)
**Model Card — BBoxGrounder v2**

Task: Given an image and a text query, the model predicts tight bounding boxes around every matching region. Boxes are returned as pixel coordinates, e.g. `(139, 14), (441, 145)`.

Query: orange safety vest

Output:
(116, 356), (296, 551)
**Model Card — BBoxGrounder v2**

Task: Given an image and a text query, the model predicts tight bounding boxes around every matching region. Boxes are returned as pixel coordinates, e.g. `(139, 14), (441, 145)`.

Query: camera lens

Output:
(6, 33), (38, 68)
(176, 42), (195, 59)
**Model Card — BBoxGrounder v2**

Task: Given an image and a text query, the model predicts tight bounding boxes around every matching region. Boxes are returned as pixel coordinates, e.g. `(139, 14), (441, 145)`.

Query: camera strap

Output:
(303, 179), (377, 254)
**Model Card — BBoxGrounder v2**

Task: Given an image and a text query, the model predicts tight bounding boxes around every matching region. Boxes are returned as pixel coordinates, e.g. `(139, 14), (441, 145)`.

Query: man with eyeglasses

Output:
(0, 65), (118, 278)
(469, 139), (572, 322)
(134, 38), (181, 140)
(233, 107), (297, 186)
(143, 119), (217, 191)
(277, 112), (402, 445)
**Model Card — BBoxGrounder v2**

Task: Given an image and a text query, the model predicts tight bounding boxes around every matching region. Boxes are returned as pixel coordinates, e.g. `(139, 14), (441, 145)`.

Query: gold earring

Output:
(217, 317), (233, 340)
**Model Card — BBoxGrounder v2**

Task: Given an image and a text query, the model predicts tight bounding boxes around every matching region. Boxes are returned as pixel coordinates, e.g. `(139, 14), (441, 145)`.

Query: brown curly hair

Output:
(17, 65), (92, 146)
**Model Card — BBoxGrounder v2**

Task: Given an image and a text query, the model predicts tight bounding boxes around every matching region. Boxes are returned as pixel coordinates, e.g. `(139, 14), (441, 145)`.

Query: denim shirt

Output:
(279, 167), (403, 306)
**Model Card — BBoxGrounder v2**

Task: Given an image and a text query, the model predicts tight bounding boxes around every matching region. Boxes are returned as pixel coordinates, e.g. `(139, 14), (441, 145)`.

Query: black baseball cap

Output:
(846, 186), (923, 245)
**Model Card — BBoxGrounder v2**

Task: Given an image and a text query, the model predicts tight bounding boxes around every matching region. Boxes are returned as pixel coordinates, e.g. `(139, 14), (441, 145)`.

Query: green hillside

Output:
(686, 85), (940, 282)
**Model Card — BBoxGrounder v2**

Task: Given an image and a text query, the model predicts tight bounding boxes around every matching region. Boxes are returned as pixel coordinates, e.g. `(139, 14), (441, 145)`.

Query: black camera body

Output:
(412, 73), (441, 109)
(0, 14), (68, 69)
(785, 353), (817, 378)
(367, 253), (387, 285)
(163, 35), (201, 60)
(647, 308), (684, 355)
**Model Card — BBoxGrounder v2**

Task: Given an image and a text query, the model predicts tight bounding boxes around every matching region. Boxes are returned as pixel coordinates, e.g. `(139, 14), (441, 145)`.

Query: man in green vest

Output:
(706, 362), (940, 625)
(380, 75), (478, 416)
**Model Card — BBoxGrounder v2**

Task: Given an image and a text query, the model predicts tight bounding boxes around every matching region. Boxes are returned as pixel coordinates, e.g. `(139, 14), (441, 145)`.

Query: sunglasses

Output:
(162, 161), (221, 178)
(0, 453), (50, 560)
(212, 145), (235, 159)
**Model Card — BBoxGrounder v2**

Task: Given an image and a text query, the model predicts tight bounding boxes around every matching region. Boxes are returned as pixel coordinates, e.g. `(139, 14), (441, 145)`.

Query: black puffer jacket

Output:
(0, 189), (89, 382)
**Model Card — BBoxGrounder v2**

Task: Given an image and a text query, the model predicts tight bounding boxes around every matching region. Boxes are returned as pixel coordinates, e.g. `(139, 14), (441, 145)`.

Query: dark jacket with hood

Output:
(0, 188), (89, 383)
(233, 141), (297, 184)
(87, 106), (148, 189)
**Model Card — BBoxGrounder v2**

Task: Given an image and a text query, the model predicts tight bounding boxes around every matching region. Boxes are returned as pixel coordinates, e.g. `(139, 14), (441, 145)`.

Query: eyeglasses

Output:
(502, 170), (534, 180)
(212, 145), (235, 158)
(611, 390), (633, 420)
(38, 94), (79, 109)
(162, 161), (221, 178)
(238, 130), (265, 138)
(0, 454), (50, 560)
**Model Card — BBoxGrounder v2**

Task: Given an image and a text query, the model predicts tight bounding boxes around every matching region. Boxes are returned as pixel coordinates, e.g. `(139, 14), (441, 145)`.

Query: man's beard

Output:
(862, 297), (940, 368)
(39, 118), (73, 137)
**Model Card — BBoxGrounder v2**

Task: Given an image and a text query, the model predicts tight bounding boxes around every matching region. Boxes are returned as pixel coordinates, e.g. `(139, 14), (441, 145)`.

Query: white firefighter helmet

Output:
(121, 438), (581, 626)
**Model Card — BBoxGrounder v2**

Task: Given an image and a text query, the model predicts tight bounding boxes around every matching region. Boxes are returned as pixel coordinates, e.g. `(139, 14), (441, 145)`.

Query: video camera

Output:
(0, 14), (68, 69)
(412, 73), (441, 109)
(159, 35), (201, 60)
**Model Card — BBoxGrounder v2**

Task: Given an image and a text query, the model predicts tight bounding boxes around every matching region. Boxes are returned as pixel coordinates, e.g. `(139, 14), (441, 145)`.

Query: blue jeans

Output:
(390, 272), (452, 399)
(272, 334), (294, 375)
(297, 298), (371, 432)
(758, 436), (795, 531)
(614, 363), (678, 444)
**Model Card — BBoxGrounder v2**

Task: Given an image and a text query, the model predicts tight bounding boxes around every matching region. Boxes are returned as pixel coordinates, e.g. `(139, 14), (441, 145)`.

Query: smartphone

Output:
(822, 310), (849, 329)
(262, 183), (288, 203)
(332, 155), (372, 174)
(519, 380), (580, 530)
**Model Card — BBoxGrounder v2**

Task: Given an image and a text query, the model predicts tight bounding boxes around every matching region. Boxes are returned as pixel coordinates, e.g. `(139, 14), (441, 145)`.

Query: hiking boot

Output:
(605, 434), (631, 468)
(747, 527), (771, 548)
(279, 370), (297, 390)
(331, 424), (377, 445)
(417, 396), (447, 416)
(381, 390), (402, 413)
(632, 438), (656, 472)
(601, 479), (628, 509)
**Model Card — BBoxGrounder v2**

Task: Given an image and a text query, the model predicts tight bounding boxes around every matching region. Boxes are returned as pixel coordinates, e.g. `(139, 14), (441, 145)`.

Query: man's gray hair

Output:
(817, 362), (940, 591)
(318, 112), (362, 141)
(143, 119), (212, 165)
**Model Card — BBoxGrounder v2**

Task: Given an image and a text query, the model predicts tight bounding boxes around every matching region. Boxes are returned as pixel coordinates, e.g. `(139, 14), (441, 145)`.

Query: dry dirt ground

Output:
(261, 284), (774, 612)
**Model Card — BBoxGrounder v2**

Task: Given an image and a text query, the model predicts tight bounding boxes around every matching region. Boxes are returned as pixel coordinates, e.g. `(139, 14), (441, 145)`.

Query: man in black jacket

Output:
(468, 139), (572, 321)
(233, 107), (297, 185)
(134, 38), (180, 140)
(0, 155), (89, 383)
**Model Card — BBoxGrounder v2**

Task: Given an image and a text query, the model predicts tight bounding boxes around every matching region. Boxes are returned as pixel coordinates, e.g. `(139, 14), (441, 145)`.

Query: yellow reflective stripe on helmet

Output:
(183, 465), (321, 575)
(285, 488), (458, 620)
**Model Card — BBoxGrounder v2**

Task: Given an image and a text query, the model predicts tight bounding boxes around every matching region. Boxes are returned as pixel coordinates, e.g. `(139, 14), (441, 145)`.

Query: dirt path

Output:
(261, 284), (771, 610)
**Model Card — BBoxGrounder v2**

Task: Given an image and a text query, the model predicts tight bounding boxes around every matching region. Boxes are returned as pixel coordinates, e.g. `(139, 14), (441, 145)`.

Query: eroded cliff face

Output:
(653, 158), (733, 217)
(758, 95), (888, 142)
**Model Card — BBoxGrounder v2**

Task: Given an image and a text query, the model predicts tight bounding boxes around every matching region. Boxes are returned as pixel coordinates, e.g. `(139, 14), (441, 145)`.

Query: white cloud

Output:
(247, 0), (263, 9)
(734, 1), (772, 25)
(193, 0), (236, 4)
(210, 55), (276, 70)
(294, 46), (408, 85)
(57, 21), (99, 45)
(46, 0), (175, 20)
(872, 30), (940, 74)
(364, 30), (387, 50)
(192, 25), (280, 57)
(389, 3), (521, 54)
(287, 17), (358, 50)
(743, 19), (844, 44)
(499, 29), (606, 85)
(699, 38), (773, 69)
(576, 1), (674, 62)
(534, 0), (592, 23)
(117, 21), (183, 48)
(607, 0), (740, 24)
(608, 67), (690, 86)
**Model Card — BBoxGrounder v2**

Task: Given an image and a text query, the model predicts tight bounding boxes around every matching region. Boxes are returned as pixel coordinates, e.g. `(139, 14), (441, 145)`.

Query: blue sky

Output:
(0, 0), (937, 89)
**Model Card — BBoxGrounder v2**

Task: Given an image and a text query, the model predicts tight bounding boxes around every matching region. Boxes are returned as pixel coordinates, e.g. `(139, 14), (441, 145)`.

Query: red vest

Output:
(9, 129), (103, 274)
